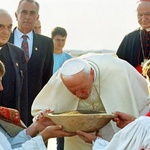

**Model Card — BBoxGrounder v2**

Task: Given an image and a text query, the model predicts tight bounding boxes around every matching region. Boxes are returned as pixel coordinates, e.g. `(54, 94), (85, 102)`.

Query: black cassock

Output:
(116, 28), (150, 73)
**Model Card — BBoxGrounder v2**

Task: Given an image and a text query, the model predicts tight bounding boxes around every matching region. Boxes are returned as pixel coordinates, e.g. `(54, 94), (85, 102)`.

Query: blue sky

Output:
(3, 0), (138, 51)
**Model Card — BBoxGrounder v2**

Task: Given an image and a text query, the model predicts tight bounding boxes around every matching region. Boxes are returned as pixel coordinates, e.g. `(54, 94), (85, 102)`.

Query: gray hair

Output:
(17, 0), (40, 13)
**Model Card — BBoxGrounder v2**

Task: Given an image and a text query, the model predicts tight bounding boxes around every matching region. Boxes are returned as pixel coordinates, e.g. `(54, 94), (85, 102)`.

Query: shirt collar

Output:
(15, 28), (33, 39)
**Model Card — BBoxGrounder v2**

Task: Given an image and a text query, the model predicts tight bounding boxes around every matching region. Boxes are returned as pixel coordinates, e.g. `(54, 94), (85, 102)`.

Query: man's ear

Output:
(36, 14), (39, 20)
(15, 12), (18, 21)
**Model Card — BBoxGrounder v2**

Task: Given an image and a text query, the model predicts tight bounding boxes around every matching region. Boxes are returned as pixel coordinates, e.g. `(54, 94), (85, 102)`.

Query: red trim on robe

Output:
(135, 65), (142, 74)
(146, 111), (150, 117)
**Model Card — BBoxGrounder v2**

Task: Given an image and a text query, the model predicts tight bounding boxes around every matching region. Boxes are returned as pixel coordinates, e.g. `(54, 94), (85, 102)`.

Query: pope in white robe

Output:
(31, 53), (150, 150)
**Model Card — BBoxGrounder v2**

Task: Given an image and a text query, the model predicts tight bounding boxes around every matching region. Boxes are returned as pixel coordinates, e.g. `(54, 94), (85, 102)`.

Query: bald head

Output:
(137, 0), (150, 2)
(0, 9), (12, 22)
(136, 0), (150, 30)
(34, 19), (41, 34)
(0, 9), (13, 46)
(0, 9), (10, 15)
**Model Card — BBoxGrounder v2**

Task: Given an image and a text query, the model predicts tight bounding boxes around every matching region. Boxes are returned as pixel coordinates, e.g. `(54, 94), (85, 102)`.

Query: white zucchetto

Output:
(61, 58), (90, 75)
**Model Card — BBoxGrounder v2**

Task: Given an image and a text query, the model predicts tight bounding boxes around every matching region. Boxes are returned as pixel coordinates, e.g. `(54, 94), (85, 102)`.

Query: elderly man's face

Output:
(15, 1), (39, 34)
(137, 1), (150, 29)
(62, 69), (94, 99)
(0, 12), (12, 46)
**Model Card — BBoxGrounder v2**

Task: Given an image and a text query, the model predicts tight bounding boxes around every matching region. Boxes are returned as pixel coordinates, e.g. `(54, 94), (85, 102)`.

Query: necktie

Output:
(21, 35), (29, 62)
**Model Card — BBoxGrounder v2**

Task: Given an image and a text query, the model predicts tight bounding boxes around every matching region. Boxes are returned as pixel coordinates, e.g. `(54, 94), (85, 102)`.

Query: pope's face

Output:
(61, 70), (94, 99)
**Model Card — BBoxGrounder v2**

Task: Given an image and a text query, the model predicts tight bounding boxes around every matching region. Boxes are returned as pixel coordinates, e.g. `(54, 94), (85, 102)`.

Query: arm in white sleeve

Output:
(5, 129), (46, 150)
(92, 137), (109, 150)
(10, 130), (31, 148)
(13, 135), (46, 150)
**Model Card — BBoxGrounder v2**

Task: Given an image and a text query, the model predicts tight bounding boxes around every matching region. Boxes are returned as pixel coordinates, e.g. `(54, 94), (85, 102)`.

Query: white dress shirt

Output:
(13, 28), (33, 59)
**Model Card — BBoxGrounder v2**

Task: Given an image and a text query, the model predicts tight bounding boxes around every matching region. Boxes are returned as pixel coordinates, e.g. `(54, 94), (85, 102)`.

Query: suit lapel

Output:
(27, 33), (40, 66)
(9, 28), (16, 44)
(7, 43), (21, 107)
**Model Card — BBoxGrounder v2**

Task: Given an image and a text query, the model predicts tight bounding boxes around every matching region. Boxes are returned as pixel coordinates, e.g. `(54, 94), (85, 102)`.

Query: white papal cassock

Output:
(32, 53), (150, 150)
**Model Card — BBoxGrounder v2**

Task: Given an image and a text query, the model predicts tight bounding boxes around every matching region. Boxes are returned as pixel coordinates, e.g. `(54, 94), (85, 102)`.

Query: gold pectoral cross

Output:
(91, 102), (96, 110)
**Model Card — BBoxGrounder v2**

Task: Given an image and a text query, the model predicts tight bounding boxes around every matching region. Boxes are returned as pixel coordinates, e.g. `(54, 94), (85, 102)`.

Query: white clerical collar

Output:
(146, 28), (150, 32)
(140, 27), (150, 32)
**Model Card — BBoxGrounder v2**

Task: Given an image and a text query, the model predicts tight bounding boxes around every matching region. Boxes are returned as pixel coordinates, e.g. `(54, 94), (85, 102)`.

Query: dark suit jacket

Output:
(9, 30), (54, 126)
(0, 42), (28, 125)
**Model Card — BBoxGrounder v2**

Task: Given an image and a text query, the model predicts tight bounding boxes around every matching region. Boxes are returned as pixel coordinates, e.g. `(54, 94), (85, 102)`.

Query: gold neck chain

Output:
(81, 88), (101, 110)
(80, 61), (105, 111)
(140, 30), (150, 66)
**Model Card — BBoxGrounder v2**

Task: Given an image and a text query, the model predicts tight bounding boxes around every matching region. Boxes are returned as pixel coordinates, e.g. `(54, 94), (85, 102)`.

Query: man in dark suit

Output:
(9, 0), (54, 126)
(0, 9), (28, 125)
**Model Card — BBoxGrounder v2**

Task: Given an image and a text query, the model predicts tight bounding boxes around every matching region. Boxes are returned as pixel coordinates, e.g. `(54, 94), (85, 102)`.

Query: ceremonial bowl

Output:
(46, 110), (116, 133)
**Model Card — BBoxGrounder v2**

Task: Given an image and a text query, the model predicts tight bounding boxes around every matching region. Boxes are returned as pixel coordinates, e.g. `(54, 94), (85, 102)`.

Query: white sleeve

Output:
(92, 137), (109, 150)
(0, 145), (5, 150)
(10, 130), (31, 148)
(15, 135), (46, 150)
(2, 129), (46, 150)
(0, 131), (12, 150)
